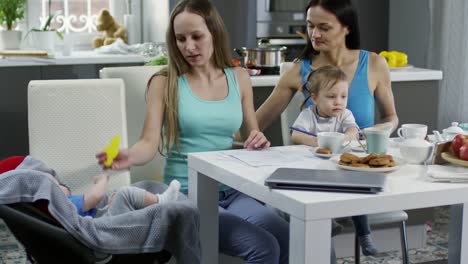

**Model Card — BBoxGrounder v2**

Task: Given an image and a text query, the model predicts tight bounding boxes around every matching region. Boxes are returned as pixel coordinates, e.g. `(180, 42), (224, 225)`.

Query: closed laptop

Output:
(265, 168), (386, 194)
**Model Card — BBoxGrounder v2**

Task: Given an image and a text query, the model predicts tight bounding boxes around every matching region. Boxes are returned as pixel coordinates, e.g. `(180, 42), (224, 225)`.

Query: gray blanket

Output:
(0, 156), (201, 263)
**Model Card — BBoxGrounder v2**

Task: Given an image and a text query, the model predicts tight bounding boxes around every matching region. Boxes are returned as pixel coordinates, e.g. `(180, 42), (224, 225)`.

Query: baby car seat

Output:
(0, 201), (171, 264)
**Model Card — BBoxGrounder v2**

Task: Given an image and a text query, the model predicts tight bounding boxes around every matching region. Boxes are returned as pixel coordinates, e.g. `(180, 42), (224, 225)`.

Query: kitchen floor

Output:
(0, 207), (450, 264)
(337, 206), (449, 264)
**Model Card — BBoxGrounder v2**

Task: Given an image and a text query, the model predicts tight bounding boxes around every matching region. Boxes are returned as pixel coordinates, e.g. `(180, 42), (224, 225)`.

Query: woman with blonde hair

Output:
(97, 0), (289, 263)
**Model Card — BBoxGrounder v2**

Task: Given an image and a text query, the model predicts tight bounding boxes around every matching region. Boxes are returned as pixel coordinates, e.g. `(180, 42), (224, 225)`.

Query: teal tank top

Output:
(301, 50), (375, 128)
(163, 68), (243, 193)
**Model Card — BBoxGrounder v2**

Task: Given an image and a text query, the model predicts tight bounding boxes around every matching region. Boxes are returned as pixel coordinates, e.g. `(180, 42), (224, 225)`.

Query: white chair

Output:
(99, 66), (165, 183)
(278, 62), (409, 263)
(27, 78), (173, 263)
(28, 79), (130, 196)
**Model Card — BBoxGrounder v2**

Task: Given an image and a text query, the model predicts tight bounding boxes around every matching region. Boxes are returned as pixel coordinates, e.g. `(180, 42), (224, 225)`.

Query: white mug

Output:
(317, 132), (349, 154)
(397, 124), (427, 140)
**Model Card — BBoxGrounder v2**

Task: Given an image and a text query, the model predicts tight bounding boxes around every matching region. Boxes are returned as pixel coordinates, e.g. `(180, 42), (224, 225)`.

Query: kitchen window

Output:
(27, 0), (110, 49)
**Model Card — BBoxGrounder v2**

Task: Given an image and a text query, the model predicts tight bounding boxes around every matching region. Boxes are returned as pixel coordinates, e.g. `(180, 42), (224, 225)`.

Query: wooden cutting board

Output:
(0, 50), (48, 57)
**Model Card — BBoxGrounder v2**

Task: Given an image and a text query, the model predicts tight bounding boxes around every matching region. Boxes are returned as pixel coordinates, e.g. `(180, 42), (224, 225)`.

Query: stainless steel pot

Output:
(234, 46), (287, 68)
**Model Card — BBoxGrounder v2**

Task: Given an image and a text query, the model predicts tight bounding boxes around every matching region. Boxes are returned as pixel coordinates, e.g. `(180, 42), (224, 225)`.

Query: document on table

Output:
(220, 149), (301, 167)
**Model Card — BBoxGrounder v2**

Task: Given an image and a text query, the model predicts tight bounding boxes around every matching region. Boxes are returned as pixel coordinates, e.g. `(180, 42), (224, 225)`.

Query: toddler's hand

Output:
(243, 130), (270, 150)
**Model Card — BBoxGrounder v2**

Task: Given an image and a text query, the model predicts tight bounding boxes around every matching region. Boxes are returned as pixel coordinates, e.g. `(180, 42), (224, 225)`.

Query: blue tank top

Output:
(164, 68), (243, 193)
(300, 50), (374, 128)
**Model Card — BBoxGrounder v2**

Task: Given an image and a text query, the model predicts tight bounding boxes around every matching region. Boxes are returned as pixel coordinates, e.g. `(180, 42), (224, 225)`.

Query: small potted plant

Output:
(26, 0), (63, 52)
(0, 0), (26, 50)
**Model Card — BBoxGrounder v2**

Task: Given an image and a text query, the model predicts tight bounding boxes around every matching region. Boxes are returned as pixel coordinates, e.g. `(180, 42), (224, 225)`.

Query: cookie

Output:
(316, 148), (332, 155)
(340, 153), (360, 163)
(378, 154), (394, 161)
(386, 160), (396, 167)
(362, 153), (378, 164)
(369, 158), (390, 166)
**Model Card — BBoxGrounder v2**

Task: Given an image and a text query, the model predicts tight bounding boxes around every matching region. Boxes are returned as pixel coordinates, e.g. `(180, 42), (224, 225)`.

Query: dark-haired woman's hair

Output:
(299, 0), (360, 60)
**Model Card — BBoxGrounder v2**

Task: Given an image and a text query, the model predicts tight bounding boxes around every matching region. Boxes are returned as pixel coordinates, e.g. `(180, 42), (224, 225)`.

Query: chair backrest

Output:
(99, 66), (166, 183)
(28, 79), (130, 194)
(279, 62), (305, 145)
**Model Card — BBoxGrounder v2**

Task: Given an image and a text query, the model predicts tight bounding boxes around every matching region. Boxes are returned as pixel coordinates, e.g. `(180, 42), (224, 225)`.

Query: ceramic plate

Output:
(330, 153), (405, 173)
(309, 147), (336, 159)
(441, 152), (468, 168)
(349, 140), (367, 152)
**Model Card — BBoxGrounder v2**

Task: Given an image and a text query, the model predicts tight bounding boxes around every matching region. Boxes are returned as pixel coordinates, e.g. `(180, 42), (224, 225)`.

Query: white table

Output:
(188, 145), (468, 264)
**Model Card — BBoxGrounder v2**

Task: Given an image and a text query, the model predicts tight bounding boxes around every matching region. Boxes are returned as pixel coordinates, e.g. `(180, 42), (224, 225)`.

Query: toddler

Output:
(291, 65), (378, 256)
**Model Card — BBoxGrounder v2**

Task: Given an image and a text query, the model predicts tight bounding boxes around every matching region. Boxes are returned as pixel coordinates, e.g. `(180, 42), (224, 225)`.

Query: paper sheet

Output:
(220, 149), (301, 167)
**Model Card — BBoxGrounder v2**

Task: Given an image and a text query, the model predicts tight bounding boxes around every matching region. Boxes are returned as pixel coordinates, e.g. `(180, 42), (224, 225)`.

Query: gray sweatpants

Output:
(94, 186), (147, 218)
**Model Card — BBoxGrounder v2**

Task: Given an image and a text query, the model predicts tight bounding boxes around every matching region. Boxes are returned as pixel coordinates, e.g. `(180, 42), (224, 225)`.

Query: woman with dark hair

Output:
(97, 0), (289, 263)
(257, 0), (398, 131)
(256, 0), (399, 256)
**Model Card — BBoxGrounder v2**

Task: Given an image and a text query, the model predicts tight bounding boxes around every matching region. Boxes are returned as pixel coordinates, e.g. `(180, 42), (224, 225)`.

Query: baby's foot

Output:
(331, 219), (343, 237)
(359, 234), (378, 256)
(157, 180), (181, 204)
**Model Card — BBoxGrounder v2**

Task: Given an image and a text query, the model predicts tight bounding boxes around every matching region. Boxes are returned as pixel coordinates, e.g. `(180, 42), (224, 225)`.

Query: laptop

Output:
(265, 168), (386, 194)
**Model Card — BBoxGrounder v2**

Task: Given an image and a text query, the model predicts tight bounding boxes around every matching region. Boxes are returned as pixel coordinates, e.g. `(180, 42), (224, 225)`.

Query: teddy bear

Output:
(92, 9), (128, 49)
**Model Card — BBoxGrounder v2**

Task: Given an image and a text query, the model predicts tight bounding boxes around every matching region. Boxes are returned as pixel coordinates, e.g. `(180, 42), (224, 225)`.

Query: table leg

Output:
(188, 168), (219, 264)
(290, 216), (332, 264)
(448, 203), (468, 264)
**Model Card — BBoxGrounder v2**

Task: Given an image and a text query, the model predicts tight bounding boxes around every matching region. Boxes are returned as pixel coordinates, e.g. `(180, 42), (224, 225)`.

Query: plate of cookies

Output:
(330, 152), (404, 172)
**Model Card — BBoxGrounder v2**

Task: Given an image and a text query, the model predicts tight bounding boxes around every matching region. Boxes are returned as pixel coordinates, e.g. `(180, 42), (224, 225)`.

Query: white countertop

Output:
(0, 52), (443, 85)
(0, 51), (145, 67)
(251, 67), (443, 87)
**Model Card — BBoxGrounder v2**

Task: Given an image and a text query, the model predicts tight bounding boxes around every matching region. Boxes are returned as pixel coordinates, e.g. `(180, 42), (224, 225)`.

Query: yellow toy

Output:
(103, 135), (121, 167)
(379, 50), (408, 68)
(92, 9), (128, 49)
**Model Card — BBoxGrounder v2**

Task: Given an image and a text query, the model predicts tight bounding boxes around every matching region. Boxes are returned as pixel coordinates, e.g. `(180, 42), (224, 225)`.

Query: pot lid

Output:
(242, 46), (287, 52)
